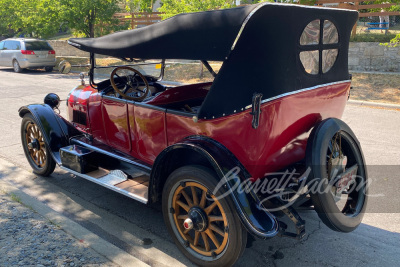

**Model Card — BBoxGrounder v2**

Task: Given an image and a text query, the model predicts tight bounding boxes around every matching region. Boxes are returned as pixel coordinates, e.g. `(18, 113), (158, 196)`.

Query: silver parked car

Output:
(0, 38), (56, 73)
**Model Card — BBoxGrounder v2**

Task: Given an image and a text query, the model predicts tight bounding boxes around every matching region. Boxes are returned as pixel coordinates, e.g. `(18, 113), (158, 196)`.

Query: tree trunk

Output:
(89, 9), (95, 38)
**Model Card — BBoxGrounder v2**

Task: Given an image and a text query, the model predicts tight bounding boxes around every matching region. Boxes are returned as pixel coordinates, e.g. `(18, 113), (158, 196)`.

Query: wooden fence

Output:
(315, 1), (400, 35)
(113, 12), (163, 29)
(112, 3), (400, 34)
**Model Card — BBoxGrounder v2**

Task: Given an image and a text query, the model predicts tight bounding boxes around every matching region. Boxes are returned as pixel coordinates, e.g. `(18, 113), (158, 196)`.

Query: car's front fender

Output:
(19, 104), (82, 164)
(150, 136), (279, 239)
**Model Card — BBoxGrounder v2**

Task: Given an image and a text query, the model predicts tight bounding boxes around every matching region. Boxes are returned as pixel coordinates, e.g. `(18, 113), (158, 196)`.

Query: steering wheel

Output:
(110, 66), (150, 101)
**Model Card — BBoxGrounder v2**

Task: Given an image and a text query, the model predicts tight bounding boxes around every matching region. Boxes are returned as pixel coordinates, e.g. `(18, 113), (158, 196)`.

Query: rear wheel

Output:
(21, 113), (55, 176)
(45, 66), (53, 72)
(162, 166), (247, 267)
(13, 59), (22, 73)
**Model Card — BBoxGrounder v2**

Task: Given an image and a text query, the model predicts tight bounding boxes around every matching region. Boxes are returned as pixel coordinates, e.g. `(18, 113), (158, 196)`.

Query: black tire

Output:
(13, 59), (22, 73)
(45, 66), (53, 72)
(306, 119), (368, 233)
(21, 113), (56, 176)
(162, 165), (247, 267)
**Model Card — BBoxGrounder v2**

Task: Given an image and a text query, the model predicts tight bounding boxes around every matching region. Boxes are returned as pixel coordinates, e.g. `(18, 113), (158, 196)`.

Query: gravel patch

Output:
(0, 192), (117, 267)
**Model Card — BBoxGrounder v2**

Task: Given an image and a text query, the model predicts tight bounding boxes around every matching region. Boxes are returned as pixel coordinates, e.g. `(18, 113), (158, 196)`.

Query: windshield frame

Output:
(89, 53), (165, 88)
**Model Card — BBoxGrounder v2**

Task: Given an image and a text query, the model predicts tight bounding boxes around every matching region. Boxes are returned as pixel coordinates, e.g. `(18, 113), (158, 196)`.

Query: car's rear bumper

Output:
(19, 59), (56, 69)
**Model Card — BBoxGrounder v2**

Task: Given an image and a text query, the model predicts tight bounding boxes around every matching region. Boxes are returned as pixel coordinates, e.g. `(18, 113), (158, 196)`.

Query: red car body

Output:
(68, 80), (350, 180)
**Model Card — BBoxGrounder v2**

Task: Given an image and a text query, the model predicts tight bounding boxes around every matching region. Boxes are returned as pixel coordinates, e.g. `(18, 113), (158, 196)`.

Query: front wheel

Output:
(162, 166), (247, 267)
(21, 113), (56, 176)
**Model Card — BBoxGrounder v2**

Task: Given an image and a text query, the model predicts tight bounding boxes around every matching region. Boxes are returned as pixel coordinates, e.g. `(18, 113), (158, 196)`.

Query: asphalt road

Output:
(0, 67), (399, 266)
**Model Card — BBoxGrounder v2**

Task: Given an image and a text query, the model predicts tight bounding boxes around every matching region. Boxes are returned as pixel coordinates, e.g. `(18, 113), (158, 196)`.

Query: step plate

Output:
(98, 170), (128, 186)
(61, 166), (148, 204)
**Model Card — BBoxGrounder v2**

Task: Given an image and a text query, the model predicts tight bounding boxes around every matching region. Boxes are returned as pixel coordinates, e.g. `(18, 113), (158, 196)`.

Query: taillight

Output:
(21, 50), (35, 55)
(48, 50), (55, 55)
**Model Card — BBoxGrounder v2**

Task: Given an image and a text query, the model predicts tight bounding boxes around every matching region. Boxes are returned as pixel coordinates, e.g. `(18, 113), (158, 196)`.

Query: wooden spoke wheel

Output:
(163, 166), (247, 267)
(172, 182), (229, 256)
(21, 113), (55, 176)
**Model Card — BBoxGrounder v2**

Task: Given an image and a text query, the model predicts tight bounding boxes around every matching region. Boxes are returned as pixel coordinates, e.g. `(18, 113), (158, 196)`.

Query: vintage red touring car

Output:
(19, 3), (368, 266)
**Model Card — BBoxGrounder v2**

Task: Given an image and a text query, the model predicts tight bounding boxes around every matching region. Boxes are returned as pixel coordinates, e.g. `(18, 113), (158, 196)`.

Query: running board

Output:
(60, 166), (149, 204)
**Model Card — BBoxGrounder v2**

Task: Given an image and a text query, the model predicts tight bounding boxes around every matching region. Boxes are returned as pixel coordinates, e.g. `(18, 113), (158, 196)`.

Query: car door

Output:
(0, 41), (5, 65)
(131, 102), (167, 164)
(1, 41), (13, 67)
(101, 95), (132, 154)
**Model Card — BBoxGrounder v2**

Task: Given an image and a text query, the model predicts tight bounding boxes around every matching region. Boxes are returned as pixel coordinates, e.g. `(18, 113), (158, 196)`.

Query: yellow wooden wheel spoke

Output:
(204, 201), (218, 215)
(210, 224), (225, 237)
(177, 214), (188, 220)
(209, 216), (224, 222)
(176, 200), (190, 212)
(199, 190), (206, 208)
(32, 125), (38, 138)
(193, 231), (200, 246)
(191, 186), (199, 206)
(201, 232), (210, 252)
(181, 190), (193, 207)
(205, 229), (220, 248)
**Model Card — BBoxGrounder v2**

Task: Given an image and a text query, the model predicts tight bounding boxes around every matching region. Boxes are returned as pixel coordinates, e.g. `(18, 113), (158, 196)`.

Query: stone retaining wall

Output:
(48, 40), (89, 57)
(349, 42), (400, 72)
(49, 40), (400, 72)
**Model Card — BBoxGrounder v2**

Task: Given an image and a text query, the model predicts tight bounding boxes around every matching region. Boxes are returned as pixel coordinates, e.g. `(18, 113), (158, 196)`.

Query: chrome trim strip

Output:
(231, 4), (266, 50)
(102, 95), (127, 104)
(243, 80), (351, 110)
(71, 138), (152, 172)
(261, 80), (351, 105)
(60, 166), (148, 204)
(67, 40), (81, 48)
(231, 3), (357, 51)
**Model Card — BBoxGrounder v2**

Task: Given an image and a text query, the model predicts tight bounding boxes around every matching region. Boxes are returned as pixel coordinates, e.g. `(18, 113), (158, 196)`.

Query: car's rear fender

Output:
(19, 104), (82, 164)
(150, 135), (279, 239)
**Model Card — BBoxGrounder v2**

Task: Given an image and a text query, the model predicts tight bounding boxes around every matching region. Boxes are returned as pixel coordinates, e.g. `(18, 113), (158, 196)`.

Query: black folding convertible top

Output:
(68, 5), (257, 61)
(69, 3), (358, 119)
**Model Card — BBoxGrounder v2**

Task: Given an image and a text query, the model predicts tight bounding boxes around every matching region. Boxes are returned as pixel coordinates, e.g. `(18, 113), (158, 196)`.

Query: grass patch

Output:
(350, 72), (400, 104)
(10, 192), (22, 203)
(351, 24), (400, 43)
(350, 32), (397, 42)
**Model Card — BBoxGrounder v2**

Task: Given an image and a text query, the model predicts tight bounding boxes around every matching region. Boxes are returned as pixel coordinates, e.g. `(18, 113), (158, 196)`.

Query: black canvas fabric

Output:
(198, 4), (358, 119)
(68, 5), (257, 61)
(69, 3), (358, 119)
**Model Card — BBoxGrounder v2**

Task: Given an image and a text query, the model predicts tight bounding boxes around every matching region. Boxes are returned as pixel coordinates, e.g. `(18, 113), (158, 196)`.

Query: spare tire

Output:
(306, 118), (368, 233)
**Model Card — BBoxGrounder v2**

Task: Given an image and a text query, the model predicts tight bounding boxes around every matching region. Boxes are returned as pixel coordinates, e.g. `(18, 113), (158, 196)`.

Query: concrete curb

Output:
(0, 178), (149, 267)
(348, 100), (400, 109)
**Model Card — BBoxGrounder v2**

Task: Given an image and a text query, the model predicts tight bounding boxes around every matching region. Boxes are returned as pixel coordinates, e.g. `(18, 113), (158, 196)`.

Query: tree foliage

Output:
(0, 0), (128, 38)
(158, 0), (236, 19)
(59, 0), (123, 38)
(125, 0), (154, 12)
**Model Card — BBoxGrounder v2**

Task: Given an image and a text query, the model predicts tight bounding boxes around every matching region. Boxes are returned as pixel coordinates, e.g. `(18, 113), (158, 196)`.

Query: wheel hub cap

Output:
(28, 139), (40, 150)
(183, 218), (193, 230)
(187, 207), (208, 232)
